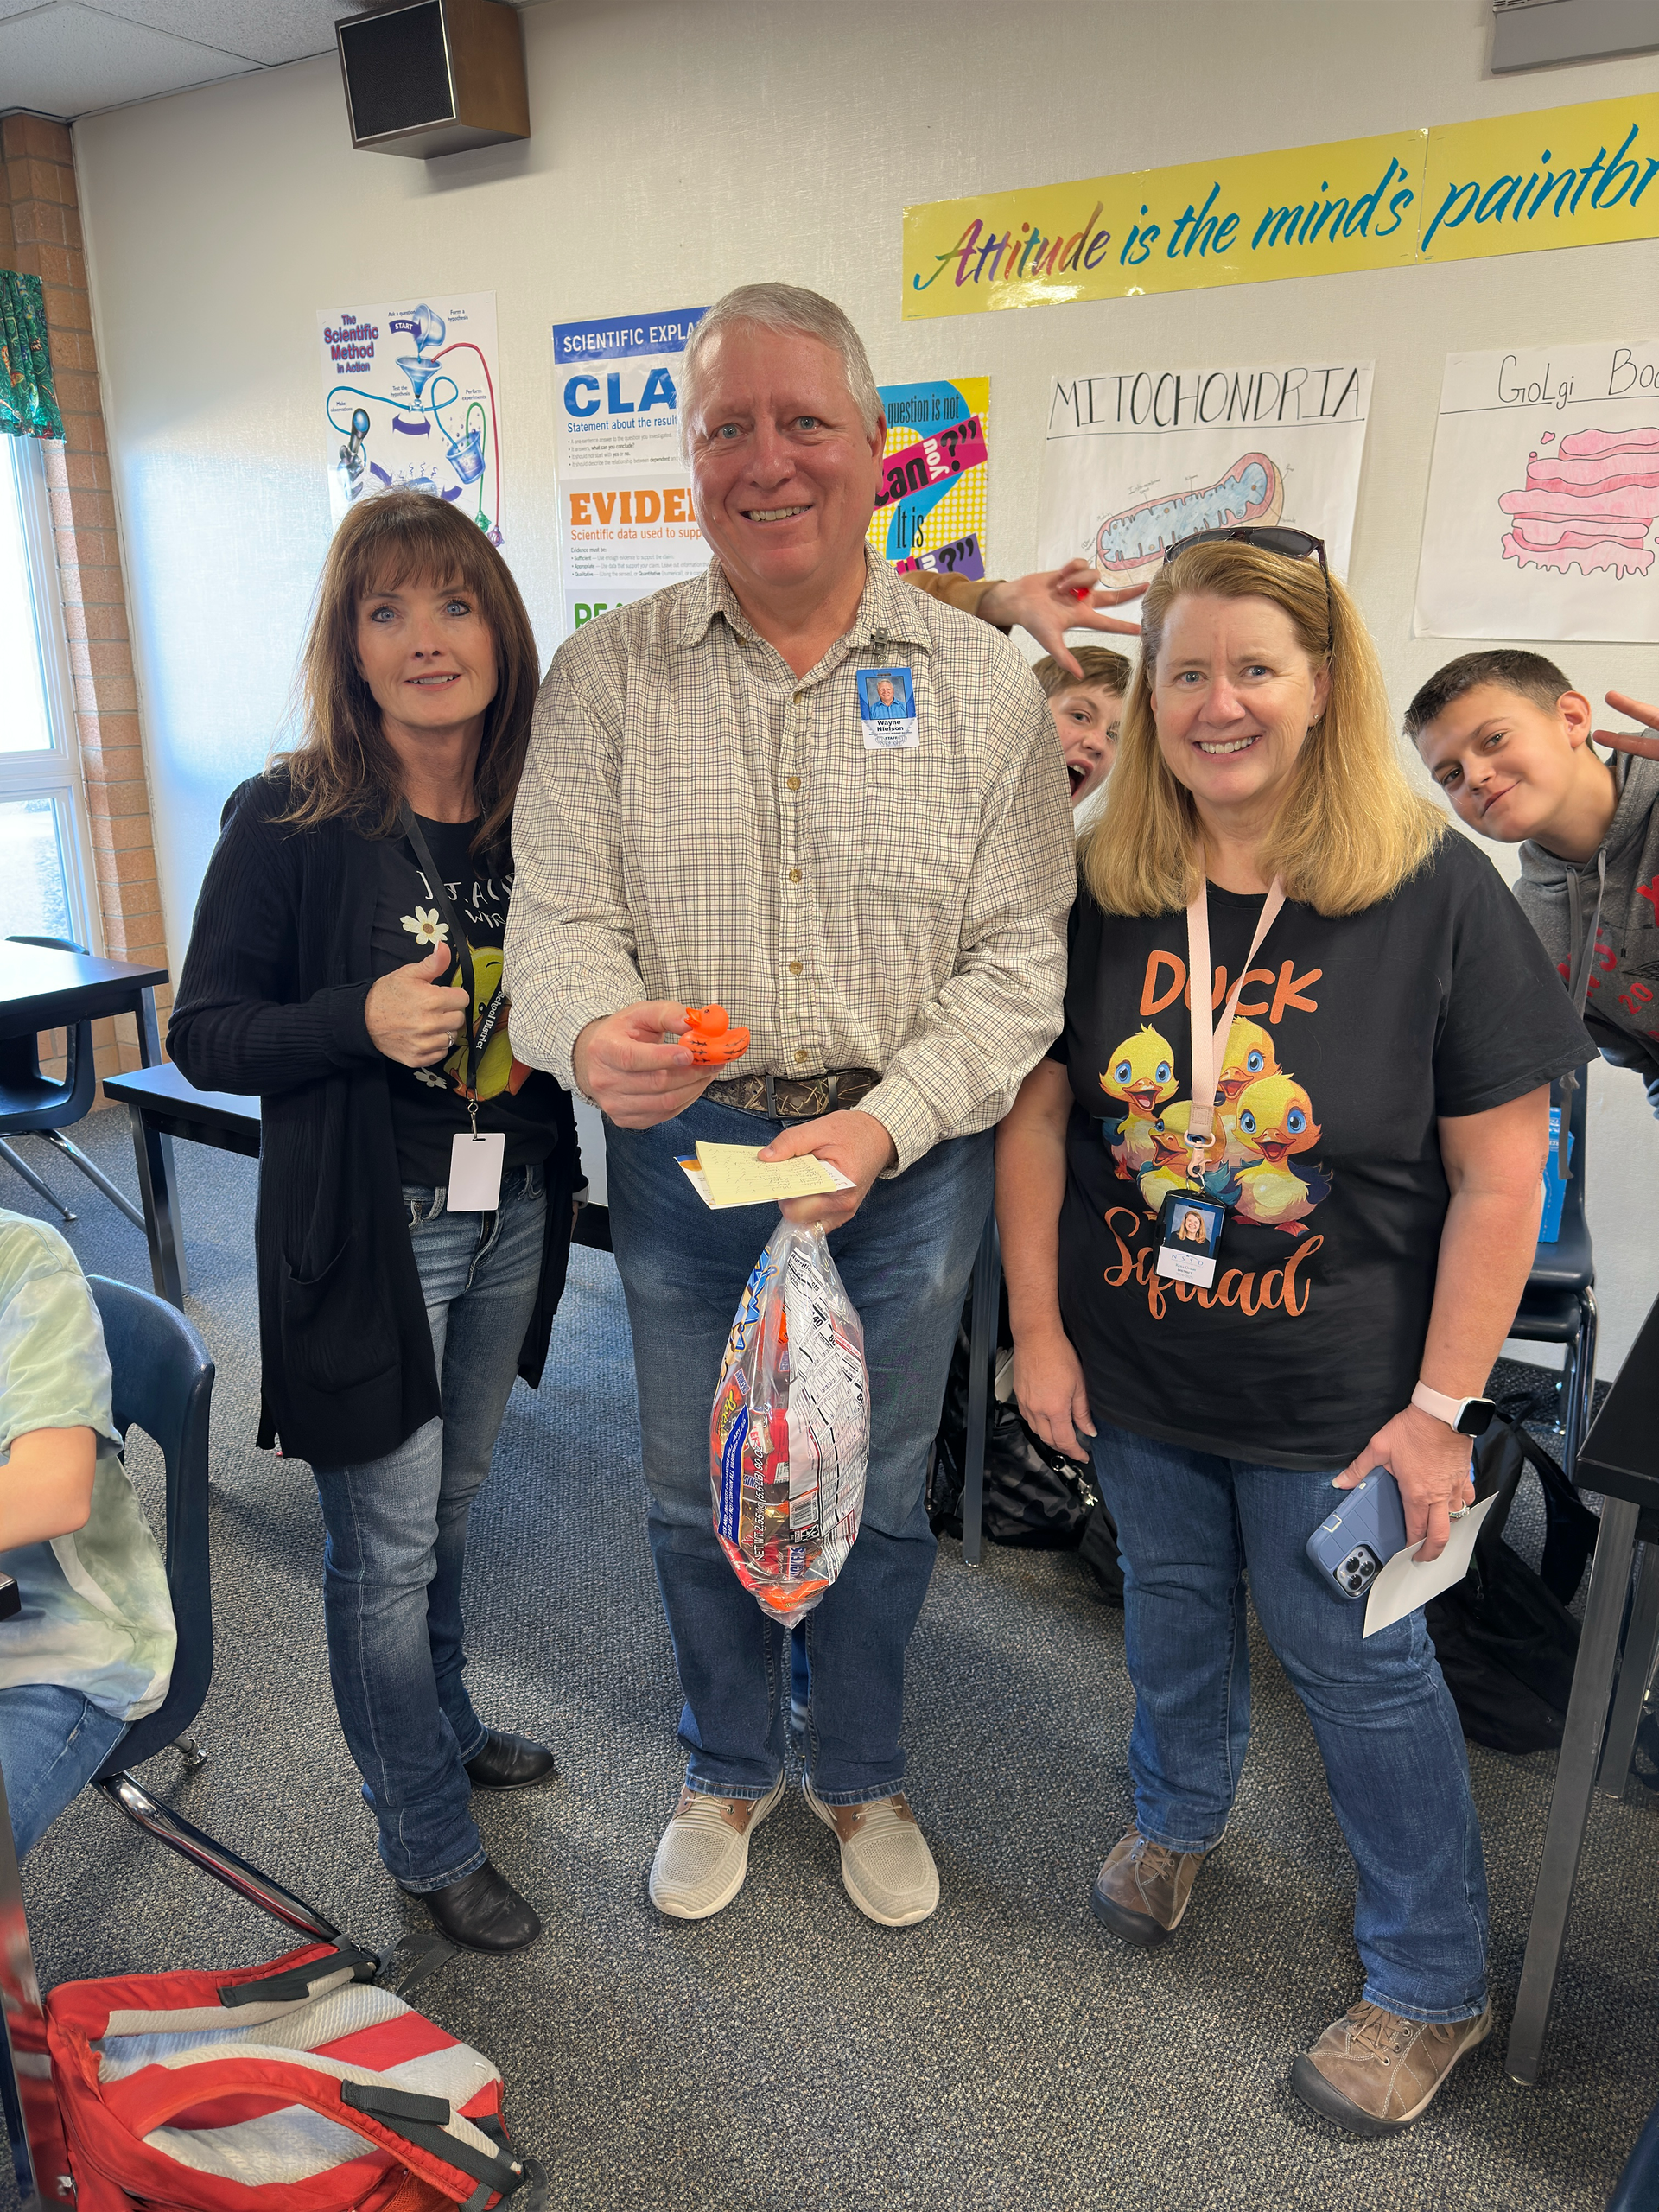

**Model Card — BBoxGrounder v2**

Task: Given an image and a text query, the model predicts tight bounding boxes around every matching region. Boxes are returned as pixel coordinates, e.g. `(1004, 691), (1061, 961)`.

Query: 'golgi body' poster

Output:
(865, 377), (990, 582)
(318, 292), (504, 543)
(552, 307), (709, 638)
(1414, 339), (1659, 643)
(1036, 357), (1374, 601)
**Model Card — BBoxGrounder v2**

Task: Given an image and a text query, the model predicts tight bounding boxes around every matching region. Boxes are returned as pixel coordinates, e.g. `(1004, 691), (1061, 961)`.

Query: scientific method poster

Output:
(1414, 338), (1659, 643)
(551, 307), (708, 637)
(318, 292), (504, 543)
(865, 377), (990, 579)
(1036, 357), (1374, 601)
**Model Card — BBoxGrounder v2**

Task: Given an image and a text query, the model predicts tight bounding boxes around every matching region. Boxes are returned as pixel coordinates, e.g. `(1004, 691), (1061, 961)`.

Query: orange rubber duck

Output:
(680, 1004), (751, 1066)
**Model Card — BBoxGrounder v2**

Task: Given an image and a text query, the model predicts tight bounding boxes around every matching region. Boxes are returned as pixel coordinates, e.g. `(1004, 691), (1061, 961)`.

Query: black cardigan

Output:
(168, 770), (579, 1466)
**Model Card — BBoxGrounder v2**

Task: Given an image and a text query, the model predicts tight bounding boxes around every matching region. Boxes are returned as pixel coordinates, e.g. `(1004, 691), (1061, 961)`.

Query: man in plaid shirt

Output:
(506, 284), (1075, 1929)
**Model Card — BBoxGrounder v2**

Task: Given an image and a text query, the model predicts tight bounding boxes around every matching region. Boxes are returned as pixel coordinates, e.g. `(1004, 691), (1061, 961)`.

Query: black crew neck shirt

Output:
(368, 814), (563, 1187)
(1050, 831), (1593, 1470)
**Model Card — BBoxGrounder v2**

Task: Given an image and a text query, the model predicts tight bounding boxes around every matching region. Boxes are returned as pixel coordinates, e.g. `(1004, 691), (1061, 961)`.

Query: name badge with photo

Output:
(857, 665), (918, 751)
(1154, 1189), (1226, 1288)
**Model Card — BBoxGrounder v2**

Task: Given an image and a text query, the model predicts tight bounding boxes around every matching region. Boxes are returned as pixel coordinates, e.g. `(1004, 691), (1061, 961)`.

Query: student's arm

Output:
(995, 1060), (1096, 1463)
(905, 560), (1141, 677)
(1, 1427), (95, 1551)
(1593, 691), (1659, 760)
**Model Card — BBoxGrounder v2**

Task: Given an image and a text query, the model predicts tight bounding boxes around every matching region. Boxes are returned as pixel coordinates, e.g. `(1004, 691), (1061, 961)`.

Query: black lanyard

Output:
(397, 804), (505, 1121)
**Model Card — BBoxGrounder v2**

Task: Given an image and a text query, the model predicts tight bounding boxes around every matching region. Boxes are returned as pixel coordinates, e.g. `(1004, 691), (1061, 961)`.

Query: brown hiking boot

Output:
(1090, 1824), (1206, 1948)
(1291, 2000), (1493, 2135)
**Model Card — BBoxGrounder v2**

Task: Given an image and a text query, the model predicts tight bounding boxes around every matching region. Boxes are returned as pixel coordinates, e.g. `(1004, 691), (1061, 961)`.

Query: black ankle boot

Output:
(464, 1730), (557, 1791)
(403, 1860), (542, 1953)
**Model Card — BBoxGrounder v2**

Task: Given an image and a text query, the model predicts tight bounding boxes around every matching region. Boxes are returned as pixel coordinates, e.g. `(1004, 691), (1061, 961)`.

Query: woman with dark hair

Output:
(170, 491), (580, 1953)
(996, 531), (1592, 2132)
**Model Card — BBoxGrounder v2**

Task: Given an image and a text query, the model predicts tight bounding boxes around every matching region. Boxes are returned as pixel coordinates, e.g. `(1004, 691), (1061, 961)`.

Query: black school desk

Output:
(1507, 1287), (1659, 2085)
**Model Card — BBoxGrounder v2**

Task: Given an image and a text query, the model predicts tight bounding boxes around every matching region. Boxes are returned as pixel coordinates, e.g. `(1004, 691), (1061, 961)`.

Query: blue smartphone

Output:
(1306, 1470), (1408, 1600)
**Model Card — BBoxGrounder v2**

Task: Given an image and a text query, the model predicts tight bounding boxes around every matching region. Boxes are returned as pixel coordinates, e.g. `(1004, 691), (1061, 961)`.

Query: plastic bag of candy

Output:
(709, 1218), (870, 1624)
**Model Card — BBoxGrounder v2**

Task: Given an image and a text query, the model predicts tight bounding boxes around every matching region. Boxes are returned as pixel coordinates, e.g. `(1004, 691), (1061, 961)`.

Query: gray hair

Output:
(678, 283), (883, 459)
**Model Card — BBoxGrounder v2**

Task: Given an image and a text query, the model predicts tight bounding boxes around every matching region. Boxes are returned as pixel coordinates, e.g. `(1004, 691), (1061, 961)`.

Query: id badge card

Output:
(856, 665), (918, 750)
(448, 1129), (505, 1212)
(1154, 1189), (1226, 1288)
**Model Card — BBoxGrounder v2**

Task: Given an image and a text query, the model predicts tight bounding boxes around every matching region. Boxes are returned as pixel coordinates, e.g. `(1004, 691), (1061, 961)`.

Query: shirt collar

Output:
(673, 548), (934, 655)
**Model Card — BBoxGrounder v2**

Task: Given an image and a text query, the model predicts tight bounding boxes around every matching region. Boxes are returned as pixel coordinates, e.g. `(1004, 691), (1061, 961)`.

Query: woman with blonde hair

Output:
(170, 490), (581, 1954)
(996, 529), (1590, 2133)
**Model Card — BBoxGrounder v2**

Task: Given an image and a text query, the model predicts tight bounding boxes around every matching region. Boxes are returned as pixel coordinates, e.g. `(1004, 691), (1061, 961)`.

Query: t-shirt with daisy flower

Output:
(370, 813), (567, 1186)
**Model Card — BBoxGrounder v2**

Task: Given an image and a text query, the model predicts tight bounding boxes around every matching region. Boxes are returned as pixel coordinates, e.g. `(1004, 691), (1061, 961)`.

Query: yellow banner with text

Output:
(902, 95), (1658, 318)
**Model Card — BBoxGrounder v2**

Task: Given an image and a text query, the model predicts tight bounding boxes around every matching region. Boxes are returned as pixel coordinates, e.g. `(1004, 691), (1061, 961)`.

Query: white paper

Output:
(1037, 357), (1373, 605)
(1413, 338), (1659, 643)
(447, 1130), (505, 1212)
(1363, 1493), (1498, 1638)
(318, 293), (504, 543)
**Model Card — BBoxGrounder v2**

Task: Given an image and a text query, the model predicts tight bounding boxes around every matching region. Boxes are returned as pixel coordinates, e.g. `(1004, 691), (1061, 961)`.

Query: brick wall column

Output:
(2, 111), (167, 1087)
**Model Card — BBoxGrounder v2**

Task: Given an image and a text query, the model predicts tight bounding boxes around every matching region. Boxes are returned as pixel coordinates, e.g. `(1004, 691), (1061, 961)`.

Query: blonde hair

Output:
(1080, 539), (1442, 918)
(1033, 646), (1133, 702)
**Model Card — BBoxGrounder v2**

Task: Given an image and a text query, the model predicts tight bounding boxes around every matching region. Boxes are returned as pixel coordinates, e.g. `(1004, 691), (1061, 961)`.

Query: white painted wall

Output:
(73, 0), (1658, 1367)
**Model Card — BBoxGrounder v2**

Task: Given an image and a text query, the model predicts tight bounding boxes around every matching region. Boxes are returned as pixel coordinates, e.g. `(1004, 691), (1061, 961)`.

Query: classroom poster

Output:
(865, 377), (990, 581)
(1413, 339), (1659, 644)
(551, 307), (708, 636)
(1036, 357), (1374, 602)
(318, 293), (504, 542)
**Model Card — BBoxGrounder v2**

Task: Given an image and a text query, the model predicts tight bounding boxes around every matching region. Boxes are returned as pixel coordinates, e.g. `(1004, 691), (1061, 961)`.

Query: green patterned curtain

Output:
(0, 270), (64, 441)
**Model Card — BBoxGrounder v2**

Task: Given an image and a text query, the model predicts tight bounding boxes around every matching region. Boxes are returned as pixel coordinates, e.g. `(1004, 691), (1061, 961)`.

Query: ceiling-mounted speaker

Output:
(337, 0), (529, 158)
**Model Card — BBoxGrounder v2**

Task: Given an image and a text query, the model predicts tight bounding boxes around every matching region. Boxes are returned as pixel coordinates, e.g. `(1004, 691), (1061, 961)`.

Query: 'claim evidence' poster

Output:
(552, 307), (709, 637)
(1036, 357), (1374, 602)
(318, 292), (504, 542)
(1414, 338), (1659, 644)
(865, 377), (990, 581)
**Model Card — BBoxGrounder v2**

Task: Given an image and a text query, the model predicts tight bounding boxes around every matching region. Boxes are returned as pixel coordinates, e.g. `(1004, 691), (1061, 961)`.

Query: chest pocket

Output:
(852, 746), (979, 906)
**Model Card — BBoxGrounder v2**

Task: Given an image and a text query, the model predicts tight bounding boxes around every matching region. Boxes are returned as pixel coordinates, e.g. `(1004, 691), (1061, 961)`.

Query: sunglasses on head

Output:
(1162, 524), (1330, 592)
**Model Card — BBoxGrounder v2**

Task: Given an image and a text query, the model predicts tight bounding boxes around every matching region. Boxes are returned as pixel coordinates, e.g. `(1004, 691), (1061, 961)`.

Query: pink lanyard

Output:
(1184, 869), (1286, 1157)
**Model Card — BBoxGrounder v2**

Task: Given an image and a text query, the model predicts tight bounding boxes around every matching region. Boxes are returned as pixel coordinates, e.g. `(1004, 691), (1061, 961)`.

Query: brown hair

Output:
(1080, 539), (1443, 918)
(1033, 646), (1133, 702)
(276, 489), (540, 856)
(1403, 648), (1574, 741)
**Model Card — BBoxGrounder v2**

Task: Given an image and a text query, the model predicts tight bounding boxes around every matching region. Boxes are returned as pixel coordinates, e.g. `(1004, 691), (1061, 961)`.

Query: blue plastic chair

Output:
(1608, 2090), (1659, 2209)
(1510, 1068), (1597, 1484)
(0, 934), (145, 1232)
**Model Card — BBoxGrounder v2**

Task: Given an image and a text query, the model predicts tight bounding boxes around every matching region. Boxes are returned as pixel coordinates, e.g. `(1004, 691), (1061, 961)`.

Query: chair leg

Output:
(1569, 1288), (1599, 1485)
(172, 1733), (207, 1771)
(94, 1773), (338, 1942)
(0, 1138), (74, 1224)
(41, 1131), (146, 1234)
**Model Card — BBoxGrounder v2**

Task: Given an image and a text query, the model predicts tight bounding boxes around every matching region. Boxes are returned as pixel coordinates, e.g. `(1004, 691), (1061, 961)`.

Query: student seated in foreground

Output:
(1407, 654), (1659, 1112)
(0, 1207), (175, 1856)
(1032, 645), (1133, 822)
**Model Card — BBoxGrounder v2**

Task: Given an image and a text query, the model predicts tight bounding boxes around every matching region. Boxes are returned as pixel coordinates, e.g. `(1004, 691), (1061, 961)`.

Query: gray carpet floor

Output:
(4, 1111), (1656, 2211)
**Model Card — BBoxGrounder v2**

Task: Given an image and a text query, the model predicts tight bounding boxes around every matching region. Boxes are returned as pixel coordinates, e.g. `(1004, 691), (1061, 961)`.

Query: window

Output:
(0, 435), (99, 951)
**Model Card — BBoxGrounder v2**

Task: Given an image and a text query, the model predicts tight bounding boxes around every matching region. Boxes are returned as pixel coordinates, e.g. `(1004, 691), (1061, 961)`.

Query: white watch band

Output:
(1411, 1381), (1467, 1428)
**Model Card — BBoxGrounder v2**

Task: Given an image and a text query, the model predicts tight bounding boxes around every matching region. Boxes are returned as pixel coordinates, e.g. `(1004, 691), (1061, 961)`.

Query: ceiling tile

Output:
(83, 1), (372, 68)
(0, 3), (254, 117)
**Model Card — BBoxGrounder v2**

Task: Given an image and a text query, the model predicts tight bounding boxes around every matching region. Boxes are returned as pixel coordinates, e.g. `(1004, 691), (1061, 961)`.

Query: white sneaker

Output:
(648, 1773), (785, 1921)
(804, 1781), (940, 1926)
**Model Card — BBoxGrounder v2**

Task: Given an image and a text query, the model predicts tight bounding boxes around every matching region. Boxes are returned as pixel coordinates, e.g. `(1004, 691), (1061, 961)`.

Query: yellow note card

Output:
(694, 1141), (855, 1209)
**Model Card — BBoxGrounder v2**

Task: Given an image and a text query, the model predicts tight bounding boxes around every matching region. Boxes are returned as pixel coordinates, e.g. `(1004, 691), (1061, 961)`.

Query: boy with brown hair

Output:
(1032, 644), (1134, 813)
(1406, 652), (1659, 1107)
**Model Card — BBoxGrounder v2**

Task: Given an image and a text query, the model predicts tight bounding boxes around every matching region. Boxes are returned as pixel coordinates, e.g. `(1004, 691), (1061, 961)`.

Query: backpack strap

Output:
(217, 1941), (380, 2007)
(340, 2082), (529, 2200)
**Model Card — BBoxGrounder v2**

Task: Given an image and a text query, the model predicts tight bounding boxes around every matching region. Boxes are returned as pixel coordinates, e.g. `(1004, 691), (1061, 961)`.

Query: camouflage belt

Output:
(703, 1068), (879, 1121)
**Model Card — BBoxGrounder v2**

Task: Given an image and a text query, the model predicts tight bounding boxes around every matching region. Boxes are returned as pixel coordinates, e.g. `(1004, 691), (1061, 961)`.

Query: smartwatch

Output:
(1411, 1381), (1497, 1438)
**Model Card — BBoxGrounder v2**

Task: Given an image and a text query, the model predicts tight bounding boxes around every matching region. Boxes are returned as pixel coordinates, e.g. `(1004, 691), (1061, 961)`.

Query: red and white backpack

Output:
(45, 1939), (541, 2212)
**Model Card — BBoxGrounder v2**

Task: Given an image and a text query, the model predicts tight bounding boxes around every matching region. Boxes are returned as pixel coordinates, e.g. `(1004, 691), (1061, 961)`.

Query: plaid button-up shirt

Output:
(504, 552), (1075, 1170)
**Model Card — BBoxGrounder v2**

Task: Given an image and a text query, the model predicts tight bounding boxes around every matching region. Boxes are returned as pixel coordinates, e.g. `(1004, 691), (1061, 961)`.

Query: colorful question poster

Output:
(865, 377), (990, 580)
(1414, 339), (1659, 644)
(1036, 357), (1374, 604)
(318, 292), (504, 543)
(552, 307), (709, 635)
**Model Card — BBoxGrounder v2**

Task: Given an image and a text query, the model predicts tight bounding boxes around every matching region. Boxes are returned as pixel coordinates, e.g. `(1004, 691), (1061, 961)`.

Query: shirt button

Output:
(795, 1050), (810, 1063)
(786, 775), (801, 791)
(788, 868), (802, 883)
(793, 690), (805, 704)
(788, 961), (803, 976)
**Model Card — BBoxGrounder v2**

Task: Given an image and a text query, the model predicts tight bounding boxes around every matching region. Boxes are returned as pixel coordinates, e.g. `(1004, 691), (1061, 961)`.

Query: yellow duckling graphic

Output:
(1136, 1099), (1236, 1219)
(1099, 1025), (1178, 1179)
(438, 946), (532, 1103)
(1216, 1018), (1281, 1166)
(1233, 1074), (1329, 1235)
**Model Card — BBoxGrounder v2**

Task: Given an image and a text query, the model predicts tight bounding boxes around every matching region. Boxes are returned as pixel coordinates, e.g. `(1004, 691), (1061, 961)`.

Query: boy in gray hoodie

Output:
(1406, 652), (1659, 1113)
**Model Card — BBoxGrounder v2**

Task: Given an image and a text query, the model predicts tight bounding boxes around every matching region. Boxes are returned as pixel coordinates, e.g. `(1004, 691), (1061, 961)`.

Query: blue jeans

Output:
(1090, 1423), (1489, 2023)
(0, 1683), (126, 1859)
(312, 1166), (546, 1891)
(607, 1098), (991, 1805)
